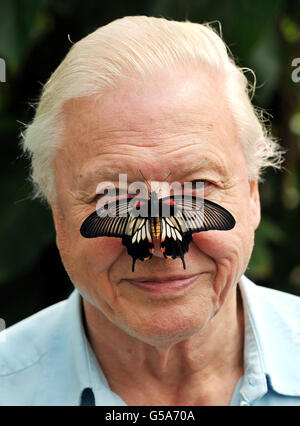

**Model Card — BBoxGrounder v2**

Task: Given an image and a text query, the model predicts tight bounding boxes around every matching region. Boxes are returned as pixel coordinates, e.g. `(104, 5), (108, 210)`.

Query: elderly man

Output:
(1, 16), (299, 407)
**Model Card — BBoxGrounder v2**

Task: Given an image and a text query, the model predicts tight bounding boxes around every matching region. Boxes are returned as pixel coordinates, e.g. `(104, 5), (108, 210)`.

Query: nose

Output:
(152, 239), (164, 258)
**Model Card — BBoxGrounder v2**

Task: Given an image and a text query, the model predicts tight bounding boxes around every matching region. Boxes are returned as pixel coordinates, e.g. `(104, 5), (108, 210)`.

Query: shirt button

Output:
(240, 400), (249, 406)
(248, 376), (256, 387)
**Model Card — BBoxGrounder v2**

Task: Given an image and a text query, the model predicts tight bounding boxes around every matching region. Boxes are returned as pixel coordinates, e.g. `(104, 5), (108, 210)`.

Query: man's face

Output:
(52, 67), (260, 343)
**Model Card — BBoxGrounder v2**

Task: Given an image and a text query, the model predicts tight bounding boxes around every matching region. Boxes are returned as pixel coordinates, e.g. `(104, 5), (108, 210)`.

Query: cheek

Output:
(57, 235), (127, 310)
(57, 226), (125, 282)
(192, 226), (254, 306)
(77, 237), (125, 272)
(193, 231), (234, 259)
(193, 224), (254, 270)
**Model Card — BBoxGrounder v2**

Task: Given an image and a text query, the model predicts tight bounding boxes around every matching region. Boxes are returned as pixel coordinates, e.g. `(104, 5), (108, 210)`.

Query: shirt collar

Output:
(31, 289), (124, 405)
(34, 276), (300, 405)
(32, 290), (93, 405)
(73, 276), (300, 404)
(239, 275), (300, 398)
(64, 290), (126, 406)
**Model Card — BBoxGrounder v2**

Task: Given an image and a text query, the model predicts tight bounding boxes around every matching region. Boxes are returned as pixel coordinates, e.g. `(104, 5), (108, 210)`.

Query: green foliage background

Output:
(0, 0), (300, 327)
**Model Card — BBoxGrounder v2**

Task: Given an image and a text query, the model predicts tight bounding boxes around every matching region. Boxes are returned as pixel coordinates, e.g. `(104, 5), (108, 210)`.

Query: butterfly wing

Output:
(123, 218), (154, 272)
(80, 198), (131, 238)
(80, 195), (235, 271)
(80, 198), (153, 271)
(160, 216), (193, 269)
(172, 195), (236, 233)
(159, 196), (235, 269)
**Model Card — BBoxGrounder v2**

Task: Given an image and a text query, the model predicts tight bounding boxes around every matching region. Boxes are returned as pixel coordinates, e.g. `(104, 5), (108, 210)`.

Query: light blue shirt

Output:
(0, 275), (300, 406)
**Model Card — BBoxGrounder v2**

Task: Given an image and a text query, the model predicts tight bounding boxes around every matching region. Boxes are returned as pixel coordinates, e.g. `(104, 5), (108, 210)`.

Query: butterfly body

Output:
(80, 191), (235, 272)
(150, 217), (160, 239)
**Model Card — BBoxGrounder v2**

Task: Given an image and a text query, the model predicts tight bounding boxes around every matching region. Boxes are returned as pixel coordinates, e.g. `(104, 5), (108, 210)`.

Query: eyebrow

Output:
(176, 157), (229, 178)
(76, 155), (228, 198)
(75, 167), (136, 199)
(82, 167), (125, 183)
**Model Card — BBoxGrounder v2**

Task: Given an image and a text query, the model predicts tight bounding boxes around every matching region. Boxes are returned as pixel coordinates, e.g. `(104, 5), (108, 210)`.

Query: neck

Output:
(82, 285), (244, 405)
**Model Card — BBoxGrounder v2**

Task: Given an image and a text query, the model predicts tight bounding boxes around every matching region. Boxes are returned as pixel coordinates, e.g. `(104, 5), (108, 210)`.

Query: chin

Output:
(114, 302), (214, 346)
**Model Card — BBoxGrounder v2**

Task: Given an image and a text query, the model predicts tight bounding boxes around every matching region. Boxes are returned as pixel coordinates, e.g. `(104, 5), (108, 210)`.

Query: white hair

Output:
(21, 15), (284, 202)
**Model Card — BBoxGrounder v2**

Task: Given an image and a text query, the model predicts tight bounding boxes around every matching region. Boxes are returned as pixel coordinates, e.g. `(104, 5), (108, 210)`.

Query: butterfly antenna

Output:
(138, 169), (151, 192)
(159, 171), (172, 198)
(163, 170), (172, 181)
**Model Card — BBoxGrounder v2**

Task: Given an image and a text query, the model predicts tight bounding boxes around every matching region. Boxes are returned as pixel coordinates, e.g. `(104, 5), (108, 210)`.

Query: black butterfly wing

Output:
(159, 196), (235, 269)
(123, 218), (154, 272)
(160, 216), (193, 269)
(80, 198), (153, 271)
(172, 195), (236, 233)
(80, 195), (235, 271)
(80, 198), (132, 238)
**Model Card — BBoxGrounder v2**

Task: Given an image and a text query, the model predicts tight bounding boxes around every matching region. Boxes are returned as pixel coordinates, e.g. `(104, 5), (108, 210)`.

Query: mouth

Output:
(125, 273), (202, 294)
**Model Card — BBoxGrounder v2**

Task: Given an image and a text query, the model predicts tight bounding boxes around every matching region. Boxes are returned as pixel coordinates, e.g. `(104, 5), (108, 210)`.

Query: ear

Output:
(50, 202), (62, 231)
(50, 202), (66, 249)
(249, 180), (261, 230)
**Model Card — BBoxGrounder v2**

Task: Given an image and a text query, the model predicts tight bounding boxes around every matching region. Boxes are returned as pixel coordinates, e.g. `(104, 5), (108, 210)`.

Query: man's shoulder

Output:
(0, 298), (68, 377)
(0, 290), (84, 406)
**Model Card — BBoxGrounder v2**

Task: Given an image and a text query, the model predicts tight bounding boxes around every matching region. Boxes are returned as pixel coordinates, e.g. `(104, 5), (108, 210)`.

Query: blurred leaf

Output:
(0, 175), (55, 285)
(289, 111), (300, 136)
(249, 25), (282, 106)
(0, 0), (19, 73)
(0, 0), (51, 75)
(228, 0), (282, 60)
(248, 217), (285, 279)
(258, 217), (285, 243)
(280, 16), (300, 43)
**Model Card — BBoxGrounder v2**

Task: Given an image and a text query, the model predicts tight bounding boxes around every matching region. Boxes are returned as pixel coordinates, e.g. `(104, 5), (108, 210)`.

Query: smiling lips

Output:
(126, 274), (202, 294)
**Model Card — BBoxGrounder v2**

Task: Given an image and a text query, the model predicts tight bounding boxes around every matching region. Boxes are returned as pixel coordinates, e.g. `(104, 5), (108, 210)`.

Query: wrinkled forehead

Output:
(57, 68), (246, 193)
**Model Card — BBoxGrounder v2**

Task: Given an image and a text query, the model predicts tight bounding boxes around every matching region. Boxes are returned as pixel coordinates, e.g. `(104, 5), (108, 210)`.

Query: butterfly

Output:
(80, 190), (235, 272)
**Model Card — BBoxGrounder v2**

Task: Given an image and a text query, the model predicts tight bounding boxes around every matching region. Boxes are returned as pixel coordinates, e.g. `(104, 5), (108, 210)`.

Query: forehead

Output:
(58, 68), (246, 190)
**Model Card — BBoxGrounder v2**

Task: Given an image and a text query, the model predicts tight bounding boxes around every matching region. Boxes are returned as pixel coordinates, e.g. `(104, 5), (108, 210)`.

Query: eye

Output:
(185, 180), (215, 197)
(191, 179), (214, 187)
(94, 187), (129, 204)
